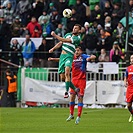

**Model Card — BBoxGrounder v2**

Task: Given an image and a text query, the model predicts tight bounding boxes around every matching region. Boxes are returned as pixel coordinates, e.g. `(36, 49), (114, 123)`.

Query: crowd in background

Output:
(0, 0), (133, 68)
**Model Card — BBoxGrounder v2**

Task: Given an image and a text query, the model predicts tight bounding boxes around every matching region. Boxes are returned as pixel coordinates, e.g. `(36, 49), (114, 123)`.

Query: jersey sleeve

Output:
(82, 54), (90, 60)
(71, 35), (80, 47)
(125, 68), (128, 78)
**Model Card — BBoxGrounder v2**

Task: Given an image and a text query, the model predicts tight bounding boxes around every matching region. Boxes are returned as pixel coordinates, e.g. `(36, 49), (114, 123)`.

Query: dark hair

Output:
(74, 24), (82, 30)
(6, 69), (11, 74)
(76, 46), (82, 51)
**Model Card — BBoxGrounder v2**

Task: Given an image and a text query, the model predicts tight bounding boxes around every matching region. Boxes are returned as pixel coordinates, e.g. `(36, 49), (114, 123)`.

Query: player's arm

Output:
(86, 55), (96, 61)
(48, 57), (59, 62)
(124, 77), (128, 87)
(124, 69), (128, 87)
(51, 31), (72, 43)
(49, 41), (62, 53)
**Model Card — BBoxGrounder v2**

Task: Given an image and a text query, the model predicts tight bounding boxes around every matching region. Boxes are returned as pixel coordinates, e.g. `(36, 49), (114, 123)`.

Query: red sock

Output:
(78, 103), (83, 117)
(69, 102), (75, 115)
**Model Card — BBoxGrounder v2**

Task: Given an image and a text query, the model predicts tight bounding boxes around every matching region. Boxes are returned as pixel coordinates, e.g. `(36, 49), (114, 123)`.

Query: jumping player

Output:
(48, 46), (96, 124)
(49, 24), (81, 98)
(124, 54), (133, 122)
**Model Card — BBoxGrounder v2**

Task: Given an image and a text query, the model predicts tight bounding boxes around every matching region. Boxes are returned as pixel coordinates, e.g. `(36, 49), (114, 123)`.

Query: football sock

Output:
(65, 81), (70, 92)
(128, 106), (133, 114)
(70, 81), (76, 90)
(78, 103), (83, 117)
(69, 101), (75, 115)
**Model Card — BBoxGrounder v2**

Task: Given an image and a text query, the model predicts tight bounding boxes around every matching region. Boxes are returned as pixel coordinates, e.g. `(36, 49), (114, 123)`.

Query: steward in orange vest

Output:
(5, 69), (17, 107)
(6, 75), (17, 93)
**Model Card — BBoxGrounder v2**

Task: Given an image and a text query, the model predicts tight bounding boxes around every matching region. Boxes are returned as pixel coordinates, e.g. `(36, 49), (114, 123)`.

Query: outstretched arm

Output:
(49, 41), (62, 53)
(48, 57), (59, 62)
(51, 31), (72, 43)
(86, 55), (96, 61)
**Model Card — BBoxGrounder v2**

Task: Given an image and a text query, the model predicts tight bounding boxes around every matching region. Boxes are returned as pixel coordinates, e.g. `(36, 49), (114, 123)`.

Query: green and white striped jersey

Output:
(62, 33), (80, 56)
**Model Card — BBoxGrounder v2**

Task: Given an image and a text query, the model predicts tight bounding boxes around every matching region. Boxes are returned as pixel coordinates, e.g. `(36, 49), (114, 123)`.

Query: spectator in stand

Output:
(26, 16), (42, 38)
(57, 0), (68, 18)
(101, 1), (112, 20)
(90, 4), (103, 26)
(38, 9), (50, 25)
(47, 2), (56, 15)
(3, 1), (14, 25)
(98, 48), (109, 62)
(89, 0), (99, 11)
(109, 41), (123, 62)
(112, 48), (123, 63)
(104, 16), (111, 29)
(73, 0), (86, 26)
(38, 38), (49, 67)
(31, 0), (44, 20)
(21, 33), (36, 67)
(111, 3), (125, 30)
(129, 0), (133, 12)
(55, 23), (65, 38)
(112, 22), (125, 49)
(54, 23), (65, 57)
(84, 21), (90, 35)
(66, 7), (79, 32)
(8, 0), (16, 10)
(15, 0), (32, 26)
(83, 28), (98, 55)
(9, 39), (21, 65)
(104, 23), (112, 35)
(0, 16), (11, 53)
(123, 0), (133, 12)
(41, 16), (52, 38)
(92, 21), (99, 33)
(49, 9), (61, 31)
(98, 48), (110, 80)
(97, 28), (112, 53)
(95, 24), (103, 37)
(10, 16), (23, 37)
(0, 0), (16, 10)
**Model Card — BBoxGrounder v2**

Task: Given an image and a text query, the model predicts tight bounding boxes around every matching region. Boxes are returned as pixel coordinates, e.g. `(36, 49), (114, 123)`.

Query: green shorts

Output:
(58, 54), (73, 74)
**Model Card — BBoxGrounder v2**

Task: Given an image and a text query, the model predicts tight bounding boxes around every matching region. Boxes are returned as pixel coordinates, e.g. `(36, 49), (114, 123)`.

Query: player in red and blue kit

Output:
(124, 54), (133, 122)
(48, 46), (96, 124)
(66, 46), (96, 124)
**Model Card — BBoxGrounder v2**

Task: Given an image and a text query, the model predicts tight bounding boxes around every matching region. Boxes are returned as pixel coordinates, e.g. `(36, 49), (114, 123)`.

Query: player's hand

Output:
(90, 55), (96, 59)
(124, 83), (128, 88)
(48, 57), (53, 61)
(51, 31), (56, 36)
(49, 48), (54, 53)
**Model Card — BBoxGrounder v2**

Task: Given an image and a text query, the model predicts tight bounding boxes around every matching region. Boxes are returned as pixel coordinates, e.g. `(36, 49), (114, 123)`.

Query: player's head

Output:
(72, 24), (82, 35)
(130, 55), (133, 65)
(75, 46), (82, 57)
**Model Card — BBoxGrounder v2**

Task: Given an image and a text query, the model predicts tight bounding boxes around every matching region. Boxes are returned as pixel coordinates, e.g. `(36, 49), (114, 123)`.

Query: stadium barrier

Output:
(18, 62), (126, 107)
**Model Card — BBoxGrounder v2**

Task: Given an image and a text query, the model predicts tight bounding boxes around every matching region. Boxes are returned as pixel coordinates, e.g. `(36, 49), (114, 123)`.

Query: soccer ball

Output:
(63, 9), (72, 18)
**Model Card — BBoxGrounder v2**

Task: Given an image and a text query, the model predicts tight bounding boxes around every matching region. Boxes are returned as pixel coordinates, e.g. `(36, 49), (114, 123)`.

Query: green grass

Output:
(0, 108), (133, 133)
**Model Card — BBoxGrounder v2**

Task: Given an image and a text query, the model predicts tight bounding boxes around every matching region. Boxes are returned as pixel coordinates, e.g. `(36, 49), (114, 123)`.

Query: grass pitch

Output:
(0, 107), (133, 133)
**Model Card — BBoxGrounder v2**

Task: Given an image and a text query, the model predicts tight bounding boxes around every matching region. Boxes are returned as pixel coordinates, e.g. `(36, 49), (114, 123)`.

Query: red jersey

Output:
(72, 54), (90, 80)
(125, 65), (133, 89)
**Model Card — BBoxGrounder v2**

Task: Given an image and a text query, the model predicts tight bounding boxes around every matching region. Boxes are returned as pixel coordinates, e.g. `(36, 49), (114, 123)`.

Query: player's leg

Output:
(126, 91), (133, 122)
(75, 96), (83, 124)
(59, 73), (65, 81)
(127, 102), (133, 122)
(75, 79), (86, 124)
(66, 93), (76, 121)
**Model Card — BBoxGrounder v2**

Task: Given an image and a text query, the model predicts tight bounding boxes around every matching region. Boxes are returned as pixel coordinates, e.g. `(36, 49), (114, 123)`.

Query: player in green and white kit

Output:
(49, 24), (81, 98)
